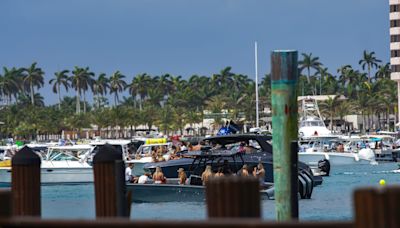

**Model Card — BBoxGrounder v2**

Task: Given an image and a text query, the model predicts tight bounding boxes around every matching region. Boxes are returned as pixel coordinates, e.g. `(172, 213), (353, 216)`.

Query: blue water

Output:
(3, 163), (400, 220)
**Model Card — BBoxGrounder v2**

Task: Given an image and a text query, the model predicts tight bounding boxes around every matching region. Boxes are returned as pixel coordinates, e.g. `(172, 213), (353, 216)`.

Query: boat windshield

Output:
(300, 121), (325, 127)
(46, 148), (91, 161)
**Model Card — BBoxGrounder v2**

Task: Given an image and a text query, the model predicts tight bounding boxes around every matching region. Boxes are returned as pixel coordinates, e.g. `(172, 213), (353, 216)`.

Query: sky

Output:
(0, 0), (390, 105)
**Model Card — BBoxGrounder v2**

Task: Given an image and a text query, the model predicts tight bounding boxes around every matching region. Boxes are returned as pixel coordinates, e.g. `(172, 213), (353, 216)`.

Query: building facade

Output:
(390, 0), (400, 122)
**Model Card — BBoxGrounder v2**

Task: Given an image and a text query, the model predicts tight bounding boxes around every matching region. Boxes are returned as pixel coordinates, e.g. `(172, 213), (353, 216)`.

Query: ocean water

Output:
(3, 163), (400, 221)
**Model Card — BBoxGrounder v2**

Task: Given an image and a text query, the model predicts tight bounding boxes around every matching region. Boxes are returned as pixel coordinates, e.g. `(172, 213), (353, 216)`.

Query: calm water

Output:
(3, 163), (400, 220)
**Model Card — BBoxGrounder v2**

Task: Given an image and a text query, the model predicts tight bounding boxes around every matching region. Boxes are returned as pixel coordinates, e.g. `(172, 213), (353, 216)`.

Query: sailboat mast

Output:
(255, 42), (260, 128)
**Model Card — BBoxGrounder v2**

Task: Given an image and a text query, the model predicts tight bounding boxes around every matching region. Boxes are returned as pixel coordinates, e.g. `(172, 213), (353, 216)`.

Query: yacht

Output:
(0, 145), (94, 186)
(298, 97), (331, 139)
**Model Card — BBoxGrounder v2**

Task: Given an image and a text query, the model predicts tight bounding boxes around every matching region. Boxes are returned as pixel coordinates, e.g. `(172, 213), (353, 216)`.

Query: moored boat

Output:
(0, 145), (94, 186)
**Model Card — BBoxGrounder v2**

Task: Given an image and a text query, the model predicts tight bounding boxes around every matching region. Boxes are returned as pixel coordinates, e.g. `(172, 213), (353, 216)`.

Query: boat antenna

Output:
(255, 41), (260, 128)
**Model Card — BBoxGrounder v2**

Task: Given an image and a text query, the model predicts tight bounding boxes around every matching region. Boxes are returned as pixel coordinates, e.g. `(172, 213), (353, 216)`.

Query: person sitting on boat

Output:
(187, 143), (194, 151)
(336, 143), (344, 152)
(180, 142), (188, 151)
(125, 163), (134, 182)
(201, 165), (214, 185)
(214, 167), (224, 177)
(253, 162), (265, 182)
(153, 166), (166, 184)
(177, 168), (187, 185)
(138, 172), (151, 184)
(192, 141), (204, 151)
(239, 164), (250, 177)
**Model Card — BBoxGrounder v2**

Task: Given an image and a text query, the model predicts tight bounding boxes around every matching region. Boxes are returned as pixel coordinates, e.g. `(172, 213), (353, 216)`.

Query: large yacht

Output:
(298, 97), (331, 139)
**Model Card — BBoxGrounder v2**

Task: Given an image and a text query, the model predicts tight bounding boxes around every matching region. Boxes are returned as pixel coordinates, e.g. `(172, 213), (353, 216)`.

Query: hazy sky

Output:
(0, 0), (389, 105)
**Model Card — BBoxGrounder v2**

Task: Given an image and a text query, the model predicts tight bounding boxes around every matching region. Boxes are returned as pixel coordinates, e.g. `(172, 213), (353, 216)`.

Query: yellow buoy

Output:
(379, 179), (386, 186)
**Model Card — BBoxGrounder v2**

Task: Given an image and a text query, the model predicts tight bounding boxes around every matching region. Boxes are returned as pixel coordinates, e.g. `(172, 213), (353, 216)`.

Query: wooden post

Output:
(354, 186), (400, 228)
(271, 50), (299, 221)
(290, 141), (299, 219)
(0, 189), (12, 218)
(11, 146), (41, 216)
(206, 176), (260, 218)
(93, 144), (128, 218)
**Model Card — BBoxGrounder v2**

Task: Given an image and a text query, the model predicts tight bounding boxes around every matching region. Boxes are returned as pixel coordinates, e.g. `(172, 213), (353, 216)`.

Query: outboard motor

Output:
(318, 159), (330, 176)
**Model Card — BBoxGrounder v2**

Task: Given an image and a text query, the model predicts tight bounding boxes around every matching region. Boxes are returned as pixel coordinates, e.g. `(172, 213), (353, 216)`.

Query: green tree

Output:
(358, 50), (382, 82)
(22, 62), (44, 106)
(49, 70), (70, 110)
(109, 71), (127, 106)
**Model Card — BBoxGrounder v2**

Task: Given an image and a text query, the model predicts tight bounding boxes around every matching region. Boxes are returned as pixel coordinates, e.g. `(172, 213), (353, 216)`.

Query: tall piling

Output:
(11, 146), (41, 216)
(271, 50), (299, 221)
(93, 144), (128, 218)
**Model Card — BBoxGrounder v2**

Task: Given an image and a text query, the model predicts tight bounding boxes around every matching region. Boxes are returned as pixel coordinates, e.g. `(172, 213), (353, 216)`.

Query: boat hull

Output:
(126, 183), (272, 203)
(299, 152), (373, 166)
(0, 167), (93, 186)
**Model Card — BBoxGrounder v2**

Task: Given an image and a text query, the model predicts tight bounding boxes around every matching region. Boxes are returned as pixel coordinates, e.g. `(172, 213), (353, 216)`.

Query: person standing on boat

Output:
(201, 165), (214, 185)
(153, 166), (166, 184)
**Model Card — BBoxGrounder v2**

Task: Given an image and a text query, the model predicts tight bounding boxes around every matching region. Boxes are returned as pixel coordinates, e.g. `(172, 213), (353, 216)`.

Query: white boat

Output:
(0, 145), (93, 186)
(298, 136), (376, 166)
(298, 97), (331, 139)
(127, 141), (172, 176)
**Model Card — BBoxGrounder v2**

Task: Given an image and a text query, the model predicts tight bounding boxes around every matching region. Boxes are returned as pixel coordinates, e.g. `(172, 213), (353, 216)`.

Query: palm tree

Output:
(0, 67), (21, 105)
(358, 50), (382, 82)
(70, 67), (94, 114)
(299, 53), (321, 94)
(375, 63), (391, 80)
(92, 73), (110, 109)
(128, 73), (151, 110)
(317, 67), (329, 95)
(49, 70), (70, 110)
(109, 71), (127, 106)
(22, 62), (45, 106)
(320, 96), (341, 130)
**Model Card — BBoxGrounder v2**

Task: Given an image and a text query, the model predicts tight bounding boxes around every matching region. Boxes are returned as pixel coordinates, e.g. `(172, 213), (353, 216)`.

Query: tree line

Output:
(0, 50), (395, 140)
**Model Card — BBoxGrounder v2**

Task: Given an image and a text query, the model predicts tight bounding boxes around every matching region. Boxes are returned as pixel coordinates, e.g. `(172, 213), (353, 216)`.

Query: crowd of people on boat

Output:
(125, 161), (266, 186)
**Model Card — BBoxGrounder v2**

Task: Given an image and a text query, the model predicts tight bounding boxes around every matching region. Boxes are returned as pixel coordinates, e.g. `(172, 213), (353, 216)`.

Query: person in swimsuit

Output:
(153, 166), (166, 184)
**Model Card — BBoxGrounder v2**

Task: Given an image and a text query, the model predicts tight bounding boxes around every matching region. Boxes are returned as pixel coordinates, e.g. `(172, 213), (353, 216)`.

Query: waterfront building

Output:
(390, 0), (400, 123)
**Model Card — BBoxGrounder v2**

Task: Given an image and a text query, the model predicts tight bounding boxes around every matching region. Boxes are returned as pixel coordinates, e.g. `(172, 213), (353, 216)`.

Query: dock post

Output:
(206, 176), (261, 218)
(271, 50), (299, 221)
(354, 186), (400, 228)
(290, 141), (299, 219)
(11, 146), (41, 216)
(93, 144), (128, 218)
(0, 190), (12, 218)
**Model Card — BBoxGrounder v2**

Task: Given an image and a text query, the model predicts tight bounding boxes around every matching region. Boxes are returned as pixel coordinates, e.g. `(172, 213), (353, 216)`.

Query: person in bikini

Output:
(153, 166), (166, 184)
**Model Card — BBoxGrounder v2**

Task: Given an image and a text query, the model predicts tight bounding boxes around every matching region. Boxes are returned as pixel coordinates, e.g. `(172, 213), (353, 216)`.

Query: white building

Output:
(390, 0), (400, 123)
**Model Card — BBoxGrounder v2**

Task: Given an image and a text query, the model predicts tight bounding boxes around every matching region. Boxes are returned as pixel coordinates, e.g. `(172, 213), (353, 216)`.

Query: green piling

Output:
(271, 50), (299, 221)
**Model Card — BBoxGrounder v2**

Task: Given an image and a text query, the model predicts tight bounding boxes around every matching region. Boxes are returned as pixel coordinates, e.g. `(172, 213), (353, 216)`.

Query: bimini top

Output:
(203, 134), (272, 153)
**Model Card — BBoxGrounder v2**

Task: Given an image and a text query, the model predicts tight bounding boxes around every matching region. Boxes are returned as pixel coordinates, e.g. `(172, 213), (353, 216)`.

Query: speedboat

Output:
(126, 140), (172, 176)
(298, 136), (376, 167)
(127, 148), (276, 203)
(0, 145), (94, 186)
(141, 134), (317, 199)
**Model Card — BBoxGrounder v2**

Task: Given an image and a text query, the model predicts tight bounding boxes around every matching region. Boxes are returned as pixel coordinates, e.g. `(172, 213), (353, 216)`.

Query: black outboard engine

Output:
(318, 159), (330, 176)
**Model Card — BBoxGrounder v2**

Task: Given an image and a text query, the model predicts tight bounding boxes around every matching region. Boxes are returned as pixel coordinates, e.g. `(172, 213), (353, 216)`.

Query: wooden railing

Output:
(0, 146), (399, 228)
